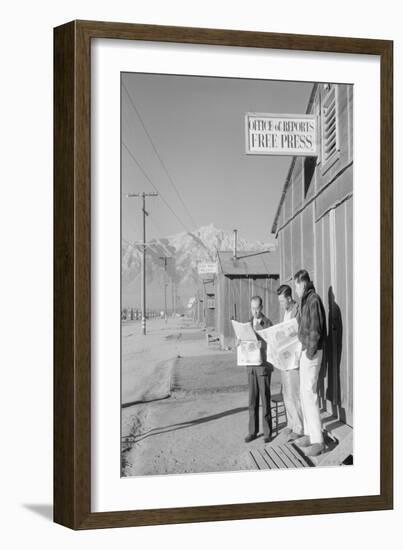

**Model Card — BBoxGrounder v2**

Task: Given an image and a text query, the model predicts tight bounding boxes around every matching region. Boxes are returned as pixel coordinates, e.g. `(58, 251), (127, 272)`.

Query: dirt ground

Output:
(122, 317), (282, 476)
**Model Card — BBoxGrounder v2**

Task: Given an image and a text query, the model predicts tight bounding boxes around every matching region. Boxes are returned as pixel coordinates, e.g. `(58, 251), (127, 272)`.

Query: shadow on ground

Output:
(23, 504), (53, 522)
(135, 406), (248, 442)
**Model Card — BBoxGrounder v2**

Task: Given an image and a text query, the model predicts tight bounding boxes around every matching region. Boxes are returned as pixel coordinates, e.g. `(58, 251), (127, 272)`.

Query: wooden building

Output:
(215, 250), (280, 348)
(271, 82), (353, 426)
(199, 278), (216, 329)
(192, 278), (215, 327)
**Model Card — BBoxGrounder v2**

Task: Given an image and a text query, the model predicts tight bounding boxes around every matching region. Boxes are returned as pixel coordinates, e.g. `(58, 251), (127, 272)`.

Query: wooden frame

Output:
(54, 20), (393, 529)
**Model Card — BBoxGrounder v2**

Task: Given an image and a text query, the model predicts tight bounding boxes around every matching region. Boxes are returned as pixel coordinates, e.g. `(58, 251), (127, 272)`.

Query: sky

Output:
(121, 73), (314, 246)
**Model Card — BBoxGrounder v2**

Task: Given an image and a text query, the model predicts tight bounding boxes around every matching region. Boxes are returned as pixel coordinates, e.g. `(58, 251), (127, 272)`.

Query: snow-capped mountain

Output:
(122, 223), (275, 309)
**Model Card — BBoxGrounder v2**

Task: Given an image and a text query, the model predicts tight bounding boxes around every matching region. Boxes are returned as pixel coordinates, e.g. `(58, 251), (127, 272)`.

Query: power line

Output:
(147, 212), (165, 237)
(123, 141), (214, 261)
(122, 82), (198, 229)
(126, 191), (158, 335)
(122, 140), (192, 235)
(124, 206), (167, 246)
(236, 249), (275, 260)
(150, 238), (173, 258)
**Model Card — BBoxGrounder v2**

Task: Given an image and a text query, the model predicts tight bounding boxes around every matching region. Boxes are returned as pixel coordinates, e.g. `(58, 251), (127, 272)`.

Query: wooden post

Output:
(126, 191), (158, 335)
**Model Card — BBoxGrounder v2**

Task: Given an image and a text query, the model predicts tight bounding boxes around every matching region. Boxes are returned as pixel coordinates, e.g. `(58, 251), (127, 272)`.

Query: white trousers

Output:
(281, 368), (303, 434)
(299, 350), (324, 444)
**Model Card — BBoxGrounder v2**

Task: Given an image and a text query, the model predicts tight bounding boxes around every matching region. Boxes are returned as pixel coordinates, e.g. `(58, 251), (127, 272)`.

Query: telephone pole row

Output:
(126, 192), (158, 335)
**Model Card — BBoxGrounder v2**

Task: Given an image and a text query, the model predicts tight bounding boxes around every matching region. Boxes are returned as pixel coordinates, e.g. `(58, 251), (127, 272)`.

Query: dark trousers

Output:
(248, 366), (272, 437)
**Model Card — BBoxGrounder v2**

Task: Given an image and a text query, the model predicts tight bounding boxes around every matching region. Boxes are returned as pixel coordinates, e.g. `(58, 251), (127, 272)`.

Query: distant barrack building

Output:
(271, 82), (353, 426)
(215, 250), (280, 347)
(195, 277), (216, 329)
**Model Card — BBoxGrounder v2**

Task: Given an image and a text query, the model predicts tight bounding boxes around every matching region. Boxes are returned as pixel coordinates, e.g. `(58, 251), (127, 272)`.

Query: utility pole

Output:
(159, 255), (171, 323)
(171, 281), (176, 317)
(126, 191), (158, 335)
(233, 229), (238, 260)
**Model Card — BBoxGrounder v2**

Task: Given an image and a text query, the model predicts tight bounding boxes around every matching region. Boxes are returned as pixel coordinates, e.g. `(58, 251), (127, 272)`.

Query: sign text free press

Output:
(245, 113), (317, 156)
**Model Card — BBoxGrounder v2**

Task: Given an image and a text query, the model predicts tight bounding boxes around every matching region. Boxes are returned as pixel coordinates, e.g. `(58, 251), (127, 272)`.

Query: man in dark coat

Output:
(242, 295), (273, 443)
(294, 269), (327, 457)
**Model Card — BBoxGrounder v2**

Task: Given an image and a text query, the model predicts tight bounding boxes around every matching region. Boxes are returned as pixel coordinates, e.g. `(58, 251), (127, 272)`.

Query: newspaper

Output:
(259, 318), (302, 371)
(231, 320), (257, 342)
(231, 320), (262, 366)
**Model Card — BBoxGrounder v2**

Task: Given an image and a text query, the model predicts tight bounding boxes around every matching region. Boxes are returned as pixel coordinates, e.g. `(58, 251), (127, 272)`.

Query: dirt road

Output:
(122, 318), (281, 476)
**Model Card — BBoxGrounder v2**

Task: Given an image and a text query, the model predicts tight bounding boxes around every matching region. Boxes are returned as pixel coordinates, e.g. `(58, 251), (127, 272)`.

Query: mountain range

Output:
(122, 223), (275, 310)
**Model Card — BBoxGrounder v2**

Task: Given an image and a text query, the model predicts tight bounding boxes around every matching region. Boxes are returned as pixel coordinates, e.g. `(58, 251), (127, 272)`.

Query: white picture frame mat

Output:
(91, 38), (380, 512)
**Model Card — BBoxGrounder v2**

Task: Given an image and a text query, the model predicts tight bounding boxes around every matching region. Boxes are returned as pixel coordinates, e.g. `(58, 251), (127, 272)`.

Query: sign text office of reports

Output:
(246, 113), (317, 156)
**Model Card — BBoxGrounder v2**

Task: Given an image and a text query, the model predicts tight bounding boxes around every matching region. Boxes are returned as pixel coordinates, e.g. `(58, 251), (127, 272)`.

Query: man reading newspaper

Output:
(293, 269), (327, 457)
(276, 284), (304, 441)
(236, 296), (274, 444)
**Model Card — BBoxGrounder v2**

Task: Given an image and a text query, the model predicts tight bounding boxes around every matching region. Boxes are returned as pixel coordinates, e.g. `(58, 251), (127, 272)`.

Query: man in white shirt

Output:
(276, 284), (304, 441)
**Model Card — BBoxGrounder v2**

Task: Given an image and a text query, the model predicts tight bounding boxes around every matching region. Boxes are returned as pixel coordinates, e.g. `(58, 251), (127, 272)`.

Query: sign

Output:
(245, 112), (317, 156)
(207, 298), (215, 309)
(197, 262), (218, 275)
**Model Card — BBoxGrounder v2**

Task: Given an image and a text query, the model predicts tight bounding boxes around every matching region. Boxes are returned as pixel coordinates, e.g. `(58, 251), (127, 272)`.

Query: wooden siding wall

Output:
(195, 280), (216, 328)
(276, 84), (354, 426)
(196, 295), (204, 325)
(204, 296), (216, 328)
(204, 308), (215, 328)
(216, 276), (280, 347)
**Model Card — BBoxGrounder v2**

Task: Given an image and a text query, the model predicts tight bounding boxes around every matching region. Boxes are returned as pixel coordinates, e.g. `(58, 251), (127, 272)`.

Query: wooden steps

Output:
(317, 431), (353, 467)
(250, 442), (312, 470)
(249, 411), (353, 470)
(312, 414), (354, 467)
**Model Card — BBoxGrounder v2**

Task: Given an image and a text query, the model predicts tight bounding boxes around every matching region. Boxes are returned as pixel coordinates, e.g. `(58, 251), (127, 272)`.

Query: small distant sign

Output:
(198, 262), (218, 275)
(245, 112), (317, 156)
(207, 298), (216, 309)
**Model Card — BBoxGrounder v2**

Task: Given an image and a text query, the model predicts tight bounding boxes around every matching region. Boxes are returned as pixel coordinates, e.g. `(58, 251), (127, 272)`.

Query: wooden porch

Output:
(249, 408), (353, 470)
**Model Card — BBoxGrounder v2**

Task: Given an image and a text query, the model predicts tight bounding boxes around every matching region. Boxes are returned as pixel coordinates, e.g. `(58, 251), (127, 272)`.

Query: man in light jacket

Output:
(276, 284), (304, 441)
(294, 269), (326, 457)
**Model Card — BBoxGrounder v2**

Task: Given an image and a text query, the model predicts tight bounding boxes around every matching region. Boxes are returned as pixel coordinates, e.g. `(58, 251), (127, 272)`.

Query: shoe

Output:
(295, 435), (311, 447)
(304, 443), (325, 456)
(287, 432), (304, 442)
(244, 434), (257, 443)
(263, 435), (273, 444)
